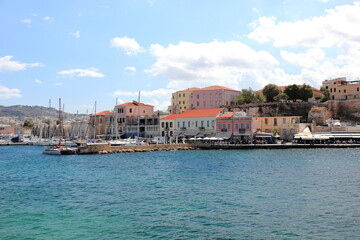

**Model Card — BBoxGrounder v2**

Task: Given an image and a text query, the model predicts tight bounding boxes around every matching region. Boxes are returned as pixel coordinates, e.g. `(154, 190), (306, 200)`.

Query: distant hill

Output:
(0, 105), (86, 124)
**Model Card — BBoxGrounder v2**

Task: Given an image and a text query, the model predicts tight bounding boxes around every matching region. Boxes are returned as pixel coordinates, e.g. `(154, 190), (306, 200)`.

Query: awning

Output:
(233, 132), (251, 136)
(173, 132), (184, 136)
(214, 132), (232, 139)
(183, 131), (199, 137)
(254, 132), (273, 138)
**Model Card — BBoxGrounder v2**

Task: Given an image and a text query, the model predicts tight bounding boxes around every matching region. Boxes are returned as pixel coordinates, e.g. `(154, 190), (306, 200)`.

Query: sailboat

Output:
(43, 98), (77, 155)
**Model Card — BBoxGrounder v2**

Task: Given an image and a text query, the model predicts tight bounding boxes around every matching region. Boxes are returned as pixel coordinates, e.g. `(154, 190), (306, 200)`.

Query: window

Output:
(197, 102), (199, 106)
(283, 118), (286, 124)
(183, 93), (185, 97)
(207, 121), (210, 127)
(290, 129), (295, 135)
(344, 89), (346, 93)
(218, 124), (221, 129)
(179, 94), (181, 97)
(170, 122), (173, 128)
(188, 121), (190, 127)
(201, 121), (204, 127)
(235, 123), (238, 129)
(246, 123), (250, 129)
(240, 123), (244, 129)
(274, 118), (277, 126)
(130, 108), (132, 113)
(196, 121), (198, 127)
(228, 124), (231, 129)
(223, 124), (226, 129)
(162, 122), (164, 128)
(183, 121), (185, 127)
(265, 118), (268, 125)
(197, 94), (199, 99)
(203, 101), (206, 106)
(357, 87), (359, 92)
(282, 129), (287, 135)
(330, 88), (333, 92)
(183, 101), (185, 104)
(334, 88), (336, 92)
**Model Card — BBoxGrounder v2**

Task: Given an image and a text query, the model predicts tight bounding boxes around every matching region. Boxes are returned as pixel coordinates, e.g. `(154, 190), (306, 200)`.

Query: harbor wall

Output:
(77, 143), (196, 154)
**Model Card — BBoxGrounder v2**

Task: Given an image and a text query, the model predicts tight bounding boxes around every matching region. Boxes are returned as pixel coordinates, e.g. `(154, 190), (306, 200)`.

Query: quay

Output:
(0, 142), (29, 146)
(76, 142), (360, 154)
(77, 143), (197, 154)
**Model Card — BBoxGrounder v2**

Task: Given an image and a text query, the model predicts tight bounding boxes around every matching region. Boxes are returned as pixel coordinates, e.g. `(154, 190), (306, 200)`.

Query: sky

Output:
(1, 0), (360, 113)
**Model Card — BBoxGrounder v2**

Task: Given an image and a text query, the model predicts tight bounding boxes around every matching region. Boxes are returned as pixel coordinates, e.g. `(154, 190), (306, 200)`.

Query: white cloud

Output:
(55, 82), (63, 86)
(69, 31), (80, 39)
(21, 19), (32, 24)
(0, 85), (22, 99)
(248, 2), (360, 48)
(125, 66), (136, 73)
(43, 16), (53, 21)
(146, 40), (279, 89)
(35, 79), (42, 84)
(0, 56), (43, 73)
(110, 36), (145, 55)
(58, 68), (105, 78)
(281, 48), (326, 68)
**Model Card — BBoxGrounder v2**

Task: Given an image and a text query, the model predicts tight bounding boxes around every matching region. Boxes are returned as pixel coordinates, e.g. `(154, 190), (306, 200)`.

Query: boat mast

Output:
(58, 98), (62, 146)
(93, 101), (97, 140)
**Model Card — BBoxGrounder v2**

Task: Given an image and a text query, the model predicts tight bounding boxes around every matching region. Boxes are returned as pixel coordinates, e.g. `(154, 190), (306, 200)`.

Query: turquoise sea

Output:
(0, 146), (359, 239)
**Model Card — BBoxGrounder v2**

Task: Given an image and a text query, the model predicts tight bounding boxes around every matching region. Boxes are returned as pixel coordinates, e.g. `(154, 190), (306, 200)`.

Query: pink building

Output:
(0, 125), (16, 135)
(190, 85), (240, 109)
(215, 112), (261, 140)
(114, 101), (154, 124)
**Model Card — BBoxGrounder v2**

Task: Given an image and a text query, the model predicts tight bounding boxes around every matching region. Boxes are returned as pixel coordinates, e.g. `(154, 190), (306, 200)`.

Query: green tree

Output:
(262, 84), (281, 102)
(23, 120), (35, 127)
(236, 88), (265, 105)
(320, 86), (330, 102)
(299, 84), (314, 102)
(284, 84), (300, 102)
(274, 92), (289, 102)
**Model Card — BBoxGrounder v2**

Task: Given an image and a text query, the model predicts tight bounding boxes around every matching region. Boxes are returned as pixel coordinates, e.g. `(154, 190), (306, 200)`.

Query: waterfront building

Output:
(169, 85), (240, 114)
(0, 124), (17, 136)
(167, 108), (224, 141)
(112, 101), (160, 138)
(215, 112), (261, 140)
(160, 114), (177, 143)
(259, 116), (308, 140)
(89, 110), (112, 139)
(322, 77), (360, 100)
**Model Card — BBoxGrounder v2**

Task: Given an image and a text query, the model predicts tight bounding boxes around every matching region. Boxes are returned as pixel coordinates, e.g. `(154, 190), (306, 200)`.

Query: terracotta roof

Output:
(176, 108), (223, 118)
(161, 114), (179, 120)
(217, 112), (234, 119)
(116, 101), (153, 107)
(92, 110), (112, 116)
(200, 85), (239, 91)
(176, 87), (201, 92)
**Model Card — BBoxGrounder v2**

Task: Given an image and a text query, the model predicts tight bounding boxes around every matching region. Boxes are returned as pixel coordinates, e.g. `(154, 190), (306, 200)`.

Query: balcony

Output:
(221, 128), (227, 132)
(180, 127), (187, 130)
(198, 127), (205, 131)
(239, 129), (246, 133)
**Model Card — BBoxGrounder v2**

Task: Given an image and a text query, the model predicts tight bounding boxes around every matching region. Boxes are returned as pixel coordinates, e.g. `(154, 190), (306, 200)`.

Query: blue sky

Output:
(1, 0), (359, 113)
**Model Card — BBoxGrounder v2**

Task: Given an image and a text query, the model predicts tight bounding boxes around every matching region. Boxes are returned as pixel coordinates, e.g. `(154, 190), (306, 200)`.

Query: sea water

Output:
(0, 146), (359, 239)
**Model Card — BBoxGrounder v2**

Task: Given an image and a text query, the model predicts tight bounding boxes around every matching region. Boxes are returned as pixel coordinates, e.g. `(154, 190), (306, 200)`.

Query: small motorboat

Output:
(43, 145), (77, 155)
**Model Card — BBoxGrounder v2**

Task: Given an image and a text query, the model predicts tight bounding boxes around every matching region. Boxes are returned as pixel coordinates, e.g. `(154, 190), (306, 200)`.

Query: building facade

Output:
(215, 112), (261, 140)
(259, 116), (308, 140)
(190, 85), (240, 110)
(322, 77), (360, 100)
(88, 110), (112, 139)
(169, 85), (240, 114)
(169, 88), (200, 114)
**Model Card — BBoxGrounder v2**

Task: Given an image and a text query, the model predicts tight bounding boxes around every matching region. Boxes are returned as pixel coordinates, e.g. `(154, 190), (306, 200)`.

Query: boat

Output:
(43, 98), (77, 155)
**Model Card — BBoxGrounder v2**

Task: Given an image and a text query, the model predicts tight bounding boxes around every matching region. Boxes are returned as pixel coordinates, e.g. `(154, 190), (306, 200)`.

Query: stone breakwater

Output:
(77, 143), (197, 154)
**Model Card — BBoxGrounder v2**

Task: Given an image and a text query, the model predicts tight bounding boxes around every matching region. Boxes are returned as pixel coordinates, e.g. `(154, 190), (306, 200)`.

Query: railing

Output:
(180, 127), (187, 130)
(239, 129), (246, 133)
(198, 127), (205, 130)
(221, 128), (227, 132)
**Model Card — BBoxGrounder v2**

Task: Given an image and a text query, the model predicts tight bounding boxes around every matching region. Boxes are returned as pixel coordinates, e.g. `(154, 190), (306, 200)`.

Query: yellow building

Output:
(169, 87), (200, 114)
(259, 116), (308, 140)
(322, 77), (360, 100)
